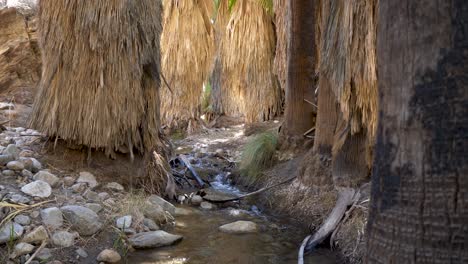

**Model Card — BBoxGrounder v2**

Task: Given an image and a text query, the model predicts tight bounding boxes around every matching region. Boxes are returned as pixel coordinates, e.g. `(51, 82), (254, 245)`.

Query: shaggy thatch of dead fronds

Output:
(219, 0), (281, 123)
(31, 0), (164, 158)
(319, 0), (378, 156)
(211, 0), (230, 116)
(160, 0), (214, 130)
(273, 0), (288, 91)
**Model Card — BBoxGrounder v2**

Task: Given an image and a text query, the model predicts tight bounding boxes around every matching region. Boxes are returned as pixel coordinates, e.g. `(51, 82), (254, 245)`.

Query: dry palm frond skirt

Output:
(160, 0), (214, 131)
(273, 0), (288, 92)
(30, 0), (174, 196)
(219, 0), (281, 123)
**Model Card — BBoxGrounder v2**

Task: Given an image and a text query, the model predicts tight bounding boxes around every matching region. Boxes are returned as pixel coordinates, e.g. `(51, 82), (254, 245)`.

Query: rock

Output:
(143, 218), (160, 231)
(76, 247), (88, 258)
(219, 221), (258, 234)
(105, 182), (124, 192)
(0, 222), (24, 244)
(10, 193), (30, 203)
(63, 177), (75, 187)
(2, 169), (15, 176)
(148, 195), (176, 215)
(97, 192), (109, 201)
(129, 231), (183, 249)
(51, 231), (76, 247)
(71, 183), (86, 193)
(19, 158), (33, 171)
(35, 247), (52, 262)
(30, 158), (42, 173)
(200, 201), (214, 210)
(7, 161), (24, 170)
(84, 190), (100, 202)
(143, 202), (166, 224)
(190, 195), (203, 205)
(22, 226), (48, 244)
(33, 171), (59, 187)
(4, 144), (20, 159)
(227, 209), (250, 218)
(174, 207), (193, 216)
(14, 214), (30, 225)
(13, 242), (34, 257)
(41, 207), (63, 230)
(30, 210), (40, 219)
(19, 150), (34, 158)
(116, 215), (132, 229)
(21, 169), (33, 178)
(77, 171), (98, 188)
(97, 249), (121, 263)
(0, 154), (15, 166)
(60, 205), (102, 236)
(21, 180), (52, 198)
(85, 203), (102, 213)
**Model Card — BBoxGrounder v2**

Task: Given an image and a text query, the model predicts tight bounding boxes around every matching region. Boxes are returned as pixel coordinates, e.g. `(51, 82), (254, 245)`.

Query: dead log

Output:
(178, 154), (206, 188)
(298, 188), (359, 264)
(203, 176), (297, 203)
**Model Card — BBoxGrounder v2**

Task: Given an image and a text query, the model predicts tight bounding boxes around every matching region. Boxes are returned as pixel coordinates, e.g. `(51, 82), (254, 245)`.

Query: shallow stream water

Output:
(128, 136), (339, 264)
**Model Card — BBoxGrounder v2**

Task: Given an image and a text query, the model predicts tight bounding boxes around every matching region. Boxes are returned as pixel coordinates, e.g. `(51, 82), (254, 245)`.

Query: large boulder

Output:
(129, 231), (183, 249)
(0, 8), (40, 106)
(60, 205), (102, 236)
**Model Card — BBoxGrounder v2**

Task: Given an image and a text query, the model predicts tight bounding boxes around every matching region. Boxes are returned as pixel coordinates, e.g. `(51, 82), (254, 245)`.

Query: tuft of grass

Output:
(239, 131), (278, 186)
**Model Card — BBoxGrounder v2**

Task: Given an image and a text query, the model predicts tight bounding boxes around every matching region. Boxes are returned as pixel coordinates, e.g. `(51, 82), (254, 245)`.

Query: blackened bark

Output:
(366, 0), (468, 263)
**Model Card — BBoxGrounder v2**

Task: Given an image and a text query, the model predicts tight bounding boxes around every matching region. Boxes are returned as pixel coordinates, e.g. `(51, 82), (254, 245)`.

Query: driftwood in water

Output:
(203, 176), (297, 203)
(178, 154), (206, 188)
(298, 188), (359, 264)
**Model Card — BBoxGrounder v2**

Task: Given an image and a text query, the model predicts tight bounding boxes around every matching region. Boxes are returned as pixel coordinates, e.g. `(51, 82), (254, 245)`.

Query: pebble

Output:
(63, 176), (75, 186)
(4, 144), (20, 159)
(33, 171), (59, 187)
(200, 201), (214, 210)
(41, 207), (63, 230)
(97, 249), (121, 263)
(51, 231), (76, 247)
(22, 226), (49, 244)
(21, 180), (52, 198)
(13, 242), (35, 257)
(190, 195), (203, 205)
(35, 247), (52, 262)
(77, 171), (98, 188)
(30, 158), (42, 172)
(7, 161), (25, 171)
(116, 215), (132, 229)
(10, 193), (31, 204)
(129, 231), (183, 249)
(105, 182), (124, 192)
(76, 247), (88, 258)
(2, 169), (16, 176)
(14, 214), (31, 225)
(71, 183), (86, 193)
(61, 205), (102, 236)
(21, 169), (33, 178)
(0, 222), (24, 244)
(219, 221), (258, 234)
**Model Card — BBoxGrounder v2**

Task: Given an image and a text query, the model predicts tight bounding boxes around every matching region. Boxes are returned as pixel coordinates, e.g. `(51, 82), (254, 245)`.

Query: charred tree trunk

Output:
(280, 0), (317, 145)
(366, 0), (468, 262)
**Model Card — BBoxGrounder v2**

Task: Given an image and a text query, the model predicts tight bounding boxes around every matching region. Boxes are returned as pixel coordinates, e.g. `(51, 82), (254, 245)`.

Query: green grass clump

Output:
(239, 131), (278, 186)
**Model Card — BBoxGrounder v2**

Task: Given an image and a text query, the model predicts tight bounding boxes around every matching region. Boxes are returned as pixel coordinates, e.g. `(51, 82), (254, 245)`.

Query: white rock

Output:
(7, 161), (24, 171)
(116, 215), (132, 229)
(21, 181), (52, 198)
(190, 195), (203, 205)
(219, 221), (258, 234)
(33, 171), (59, 187)
(41, 207), (63, 230)
(77, 171), (98, 188)
(200, 201), (214, 210)
(97, 249), (121, 263)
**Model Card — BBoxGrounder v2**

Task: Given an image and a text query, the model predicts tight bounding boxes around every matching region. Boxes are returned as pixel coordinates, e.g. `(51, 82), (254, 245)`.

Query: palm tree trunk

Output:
(366, 0), (468, 262)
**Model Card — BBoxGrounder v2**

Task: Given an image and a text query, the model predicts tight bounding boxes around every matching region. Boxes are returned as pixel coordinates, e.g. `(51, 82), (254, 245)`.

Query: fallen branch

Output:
(178, 154), (206, 188)
(24, 240), (47, 264)
(303, 127), (316, 137)
(330, 190), (361, 249)
(203, 176), (297, 203)
(298, 188), (359, 264)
